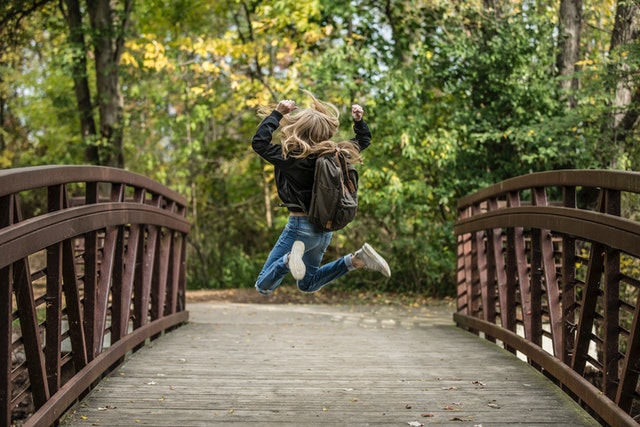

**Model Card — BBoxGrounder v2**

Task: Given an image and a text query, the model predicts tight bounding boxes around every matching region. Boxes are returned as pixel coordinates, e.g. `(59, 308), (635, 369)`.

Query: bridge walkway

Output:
(60, 302), (599, 426)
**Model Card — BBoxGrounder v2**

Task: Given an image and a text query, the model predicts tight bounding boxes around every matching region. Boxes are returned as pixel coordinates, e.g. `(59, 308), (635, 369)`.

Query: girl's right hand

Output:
(352, 104), (364, 121)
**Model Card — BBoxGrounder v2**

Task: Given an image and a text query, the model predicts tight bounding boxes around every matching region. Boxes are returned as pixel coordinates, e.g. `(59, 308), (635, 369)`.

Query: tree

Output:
(557, 0), (582, 108)
(63, 0), (99, 164)
(0, 0), (55, 162)
(84, 0), (133, 167)
(2, 0), (639, 296)
(607, 0), (640, 168)
(1, 0), (132, 167)
(120, 0), (330, 287)
(0, 1), (83, 166)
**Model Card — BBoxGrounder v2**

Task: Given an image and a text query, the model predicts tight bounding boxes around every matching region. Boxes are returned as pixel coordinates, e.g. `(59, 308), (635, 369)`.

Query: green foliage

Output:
(2, 0), (639, 298)
(1, 9), (85, 166)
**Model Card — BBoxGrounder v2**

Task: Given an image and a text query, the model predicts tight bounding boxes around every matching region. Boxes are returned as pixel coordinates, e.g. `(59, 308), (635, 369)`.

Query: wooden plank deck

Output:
(61, 302), (600, 426)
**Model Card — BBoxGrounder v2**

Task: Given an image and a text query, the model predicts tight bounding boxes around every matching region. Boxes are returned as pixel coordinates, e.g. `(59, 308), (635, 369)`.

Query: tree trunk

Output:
(483, 0), (502, 17)
(0, 68), (5, 153)
(556, 0), (582, 109)
(607, 0), (640, 167)
(610, 0), (640, 126)
(85, 0), (132, 168)
(63, 0), (100, 164)
(0, 94), (5, 154)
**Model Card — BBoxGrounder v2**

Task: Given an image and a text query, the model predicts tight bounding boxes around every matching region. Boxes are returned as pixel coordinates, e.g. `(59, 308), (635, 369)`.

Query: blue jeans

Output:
(255, 216), (355, 294)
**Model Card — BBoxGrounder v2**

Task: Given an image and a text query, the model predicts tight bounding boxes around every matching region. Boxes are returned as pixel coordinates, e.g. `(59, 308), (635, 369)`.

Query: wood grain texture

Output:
(61, 302), (600, 426)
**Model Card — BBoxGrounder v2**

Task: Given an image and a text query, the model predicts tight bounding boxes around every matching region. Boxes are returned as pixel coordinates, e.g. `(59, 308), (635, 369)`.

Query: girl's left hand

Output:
(276, 100), (298, 115)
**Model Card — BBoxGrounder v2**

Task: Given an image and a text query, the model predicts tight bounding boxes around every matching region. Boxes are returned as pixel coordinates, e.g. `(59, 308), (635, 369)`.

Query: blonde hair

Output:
(259, 91), (363, 164)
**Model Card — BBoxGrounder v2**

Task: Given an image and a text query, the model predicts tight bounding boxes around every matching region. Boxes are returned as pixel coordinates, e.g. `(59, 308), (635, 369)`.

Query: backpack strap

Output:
(335, 151), (356, 193)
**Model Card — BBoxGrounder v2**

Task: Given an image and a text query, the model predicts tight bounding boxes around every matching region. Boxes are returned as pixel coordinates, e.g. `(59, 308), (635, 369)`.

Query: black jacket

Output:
(252, 110), (372, 212)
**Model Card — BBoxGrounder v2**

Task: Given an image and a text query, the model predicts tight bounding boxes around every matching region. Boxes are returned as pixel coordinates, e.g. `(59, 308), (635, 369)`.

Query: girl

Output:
(252, 91), (390, 295)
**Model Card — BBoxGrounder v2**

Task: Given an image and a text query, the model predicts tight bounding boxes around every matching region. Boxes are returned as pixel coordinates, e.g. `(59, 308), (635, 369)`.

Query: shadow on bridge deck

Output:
(61, 303), (599, 426)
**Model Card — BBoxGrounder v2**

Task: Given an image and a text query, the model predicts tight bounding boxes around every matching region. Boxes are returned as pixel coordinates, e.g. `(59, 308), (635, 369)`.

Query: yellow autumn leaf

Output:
(190, 87), (204, 97)
(120, 51), (139, 67)
(303, 30), (323, 44)
(201, 62), (220, 74)
(575, 59), (594, 66)
(143, 41), (165, 56)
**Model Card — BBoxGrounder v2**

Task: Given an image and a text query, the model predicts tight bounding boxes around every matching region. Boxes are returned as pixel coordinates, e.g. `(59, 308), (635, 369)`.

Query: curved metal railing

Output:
(455, 169), (640, 426)
(0, 166), (190, 427)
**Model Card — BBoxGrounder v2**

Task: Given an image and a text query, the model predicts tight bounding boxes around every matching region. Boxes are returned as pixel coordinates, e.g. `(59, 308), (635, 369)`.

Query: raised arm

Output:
(351, 104), (371, 151)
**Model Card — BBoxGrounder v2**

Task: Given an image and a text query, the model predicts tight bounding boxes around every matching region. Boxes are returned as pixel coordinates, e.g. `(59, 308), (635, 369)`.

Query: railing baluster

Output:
(137, 224), (158, 328)
(572, 241), (605, 376)
(464, 224), (476, 316)
(532, 187), (563, 357)
(94, 225), (119, 355)
(115, 188), (146, 338)
(505, 227), (519, 354)
(456, 205), (472, 314)
(62, 235), (87, 370)
(487, 198), (510, 331)
(561, 186), (577, 364)
(45, 242), (63, 395)
(46, 184), (65, 395)
(508, 191), (534, 342)
(84, 182), (99, 362)
(163, 201), (179, 317)
(530, 228), (544, 352)
(114, 217), (141, 340)
(603, 245), (621, 400)
(572, 192), (607, 377)
(165, 232), (180, 316)
(0, 166), (190, 425)
(176, 233), (188, 312)
(0, 267), (9, 427)
(456, 233), (468, 313)
(473, 203), (490, 324)
(152, 229), (172, 321)
(616, 286), (640, 412)
(110, 184), (126, 347)
(15, 257), (50, 408)
(0, 195), (12, 427)
(455, 170), (640, 425)
(12, 195), (50, 409)
(603, 189), (621, 400)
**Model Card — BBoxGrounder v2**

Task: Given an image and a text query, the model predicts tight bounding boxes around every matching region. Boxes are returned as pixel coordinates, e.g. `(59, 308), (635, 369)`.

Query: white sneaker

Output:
(288, 241), (306, 281)
(354, 243), (391, 278)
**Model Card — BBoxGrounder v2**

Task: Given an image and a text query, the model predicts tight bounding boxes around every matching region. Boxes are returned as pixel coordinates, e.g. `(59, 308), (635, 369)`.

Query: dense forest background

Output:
(1, 0), (639, 296)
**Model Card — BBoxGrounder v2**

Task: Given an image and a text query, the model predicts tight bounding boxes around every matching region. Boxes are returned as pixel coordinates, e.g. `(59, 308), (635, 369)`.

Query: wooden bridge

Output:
(2, 166), (640, 426)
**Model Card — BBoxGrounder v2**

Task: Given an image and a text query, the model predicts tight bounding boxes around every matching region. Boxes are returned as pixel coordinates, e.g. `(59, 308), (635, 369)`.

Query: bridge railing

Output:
(0, 166), (190, 427)
(455, 169), (640, 426)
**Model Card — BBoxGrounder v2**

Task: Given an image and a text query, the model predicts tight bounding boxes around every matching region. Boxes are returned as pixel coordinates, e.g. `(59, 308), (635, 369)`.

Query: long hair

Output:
(259, 91), (363, 164)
